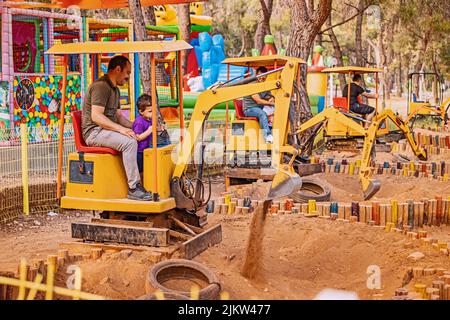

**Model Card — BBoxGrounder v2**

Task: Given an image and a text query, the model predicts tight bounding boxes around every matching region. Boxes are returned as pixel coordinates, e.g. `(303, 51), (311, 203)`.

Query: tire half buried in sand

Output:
(146, 259), (221, 300)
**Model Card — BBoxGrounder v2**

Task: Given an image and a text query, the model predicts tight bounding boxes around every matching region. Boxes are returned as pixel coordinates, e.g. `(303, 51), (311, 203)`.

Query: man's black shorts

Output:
(350, 103), (375, 115)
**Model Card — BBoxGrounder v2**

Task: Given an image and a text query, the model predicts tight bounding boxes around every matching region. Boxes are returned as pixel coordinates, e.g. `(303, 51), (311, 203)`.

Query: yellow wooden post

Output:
(308, 200), (316, 213)
(17, 258), (27, 300)
(190, 285), (200, 300)
(391, 199), (398, 226)
(220, 291), (230, 300)
(72, 266), (82, 300)
(26, 274), (43, 300)
(154, 290), (165, 300)
(0, 276), (106, 300)
(20, 124), (29, 215)
(45, 263), (55, 300)
(56, 55), (69, 200)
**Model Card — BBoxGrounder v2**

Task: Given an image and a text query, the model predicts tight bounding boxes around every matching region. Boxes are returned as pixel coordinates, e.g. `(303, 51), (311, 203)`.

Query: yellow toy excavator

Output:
(47, 42), (303, 258)
(295, 108), (427, 199)
(405, 72), (450, 129)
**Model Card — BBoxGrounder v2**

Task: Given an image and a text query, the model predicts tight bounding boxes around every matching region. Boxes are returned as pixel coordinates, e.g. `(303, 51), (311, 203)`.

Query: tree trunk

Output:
(395, 53), (403, 98)
(412, 34), (430, 97)
(286, 0), (332, 123)
(176, 4), (191, 74)
(355, 0), (365, 66)
(286, 0), (332, 154)
(383, 19), (396, 100)
(326, 15), (345, 90)
(254, 0), (274, 53)
(143, 6), (156, 26)
(128, 0), (151, 94)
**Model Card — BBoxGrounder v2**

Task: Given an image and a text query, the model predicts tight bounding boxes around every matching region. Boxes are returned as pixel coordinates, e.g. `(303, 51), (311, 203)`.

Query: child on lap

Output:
(261, 93), (275, 127)
(132, 94), (170, 174)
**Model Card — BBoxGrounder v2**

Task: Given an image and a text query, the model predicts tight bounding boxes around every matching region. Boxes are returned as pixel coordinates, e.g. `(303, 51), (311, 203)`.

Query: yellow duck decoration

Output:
(189, 2), (203, 15)
(154, 3), (212, 27)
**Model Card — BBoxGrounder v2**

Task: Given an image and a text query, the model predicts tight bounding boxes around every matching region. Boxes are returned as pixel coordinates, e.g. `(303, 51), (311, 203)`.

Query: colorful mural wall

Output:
(13, 75), (82, 127)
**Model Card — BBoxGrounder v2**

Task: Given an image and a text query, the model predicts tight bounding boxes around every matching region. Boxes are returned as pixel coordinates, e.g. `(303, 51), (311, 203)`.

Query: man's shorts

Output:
(350, 103), (375, 115)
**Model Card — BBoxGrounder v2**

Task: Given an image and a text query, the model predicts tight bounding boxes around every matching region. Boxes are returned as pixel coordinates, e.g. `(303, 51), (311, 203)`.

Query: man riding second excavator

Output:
(342, 74), (379, 129)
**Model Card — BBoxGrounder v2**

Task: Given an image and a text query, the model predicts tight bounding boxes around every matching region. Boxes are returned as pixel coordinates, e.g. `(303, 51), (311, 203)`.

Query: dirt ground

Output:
(0, 174), (449, 300)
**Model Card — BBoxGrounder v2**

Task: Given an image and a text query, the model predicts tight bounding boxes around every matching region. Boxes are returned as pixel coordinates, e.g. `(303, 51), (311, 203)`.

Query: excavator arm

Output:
(295, 107), (367, 138)
(360, 109), (427, 199)
(171, 60), (303, 211)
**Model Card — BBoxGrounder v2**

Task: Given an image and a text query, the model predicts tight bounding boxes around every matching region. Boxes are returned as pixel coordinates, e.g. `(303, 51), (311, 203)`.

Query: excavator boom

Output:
(171, 58), (305, 210)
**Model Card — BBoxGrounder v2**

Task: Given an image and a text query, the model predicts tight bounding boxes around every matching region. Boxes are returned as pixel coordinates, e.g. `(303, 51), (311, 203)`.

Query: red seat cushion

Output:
(233, 100), (258, 121)
(333, 96), (363, 113)
(333, 97), (350, 112)
(71, 110), (120, 155)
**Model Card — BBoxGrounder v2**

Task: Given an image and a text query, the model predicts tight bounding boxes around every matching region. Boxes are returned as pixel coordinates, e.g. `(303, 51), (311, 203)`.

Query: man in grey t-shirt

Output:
(81, 55), (152, 201)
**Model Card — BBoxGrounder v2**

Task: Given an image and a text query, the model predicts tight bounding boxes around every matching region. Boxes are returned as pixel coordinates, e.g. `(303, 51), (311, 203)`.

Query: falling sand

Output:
(241, 200), (272, 279)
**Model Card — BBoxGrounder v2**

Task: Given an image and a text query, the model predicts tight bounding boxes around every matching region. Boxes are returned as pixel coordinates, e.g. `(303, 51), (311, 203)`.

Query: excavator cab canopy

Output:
(222, 55), (306, 68)
(322, 66), (383, 74)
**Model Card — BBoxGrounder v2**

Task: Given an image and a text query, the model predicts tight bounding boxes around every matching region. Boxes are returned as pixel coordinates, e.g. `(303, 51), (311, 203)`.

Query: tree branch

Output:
(344, 2), (359, 10)
(319, 3), (371, 34)
(259, 0), (271, 20)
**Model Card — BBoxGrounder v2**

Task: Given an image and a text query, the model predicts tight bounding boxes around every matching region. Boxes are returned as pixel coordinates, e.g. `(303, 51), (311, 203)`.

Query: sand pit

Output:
(0, 173), (448, 300)
(40, 212), (447, 300)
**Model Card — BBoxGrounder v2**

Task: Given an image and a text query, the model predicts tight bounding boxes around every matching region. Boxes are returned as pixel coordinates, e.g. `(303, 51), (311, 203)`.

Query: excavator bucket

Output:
(267, 165), (303, 200)
(363, 179), (381, 200)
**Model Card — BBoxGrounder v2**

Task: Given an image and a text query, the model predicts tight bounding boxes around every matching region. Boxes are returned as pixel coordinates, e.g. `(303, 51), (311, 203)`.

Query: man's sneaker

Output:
(265, 134), (274, 144)
(128, 184), (152, 201)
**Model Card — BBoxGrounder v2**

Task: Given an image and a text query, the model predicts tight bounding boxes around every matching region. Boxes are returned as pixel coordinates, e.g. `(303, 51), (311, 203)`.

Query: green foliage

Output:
(204, 0), (290, 56)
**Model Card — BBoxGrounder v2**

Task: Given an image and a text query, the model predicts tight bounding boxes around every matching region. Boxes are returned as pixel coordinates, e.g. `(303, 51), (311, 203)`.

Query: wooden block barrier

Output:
(319, 156), (450, 182)
(261, 195), (450, 230)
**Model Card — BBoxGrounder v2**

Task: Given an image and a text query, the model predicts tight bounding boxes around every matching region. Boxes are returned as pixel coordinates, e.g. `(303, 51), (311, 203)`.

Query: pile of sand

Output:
(198, 214), (450, 300)
(56, 251), (160, 300)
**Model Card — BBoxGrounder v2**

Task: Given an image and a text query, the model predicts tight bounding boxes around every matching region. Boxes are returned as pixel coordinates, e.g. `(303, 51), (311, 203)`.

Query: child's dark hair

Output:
(137, 94), (152, 113)
(256, 66), (268, 74)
